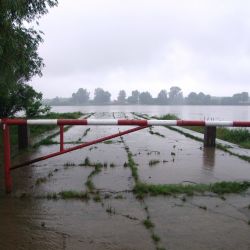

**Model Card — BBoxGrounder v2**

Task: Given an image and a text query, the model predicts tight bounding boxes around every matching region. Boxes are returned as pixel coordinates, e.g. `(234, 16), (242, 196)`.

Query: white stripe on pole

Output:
(147, 120), (177, 126)
(27, 119), (58, 125)
(87, 119), (118, 125)
(205, 121), (233, 127)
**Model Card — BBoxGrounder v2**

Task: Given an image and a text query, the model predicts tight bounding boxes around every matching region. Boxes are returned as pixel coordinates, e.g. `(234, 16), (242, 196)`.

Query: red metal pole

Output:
(2, 123), (12, 193)
(60, 125), (64, 152)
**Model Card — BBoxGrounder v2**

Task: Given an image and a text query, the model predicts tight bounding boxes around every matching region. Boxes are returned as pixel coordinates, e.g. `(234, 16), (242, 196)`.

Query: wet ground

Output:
(0, 112), (250, 250)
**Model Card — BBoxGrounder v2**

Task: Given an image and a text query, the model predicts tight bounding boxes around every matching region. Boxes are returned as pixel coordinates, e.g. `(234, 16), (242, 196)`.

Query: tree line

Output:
(46, 87), (249, 106)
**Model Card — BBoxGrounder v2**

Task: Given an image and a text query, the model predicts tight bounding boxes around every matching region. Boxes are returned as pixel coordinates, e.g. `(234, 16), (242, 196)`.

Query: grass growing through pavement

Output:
(149, 127), (165, 138)
(35, 177), (48, 185)
(143, 219), (155, 229)
(59, 190), (89, 200)
(103, 140), (114, 144)
(120, 133), (164, 249)
(64, 162), (76, 167)
(127, 151), (139, 182)
(85, 162), (102, 192)
(134, 181), (250, 197)
(82, 128), (91, 137)
(149, 160), (160, 166)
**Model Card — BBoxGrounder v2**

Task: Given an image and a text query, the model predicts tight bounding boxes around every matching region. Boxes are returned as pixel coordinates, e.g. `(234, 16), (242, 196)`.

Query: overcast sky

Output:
(30, 0), (250, 99)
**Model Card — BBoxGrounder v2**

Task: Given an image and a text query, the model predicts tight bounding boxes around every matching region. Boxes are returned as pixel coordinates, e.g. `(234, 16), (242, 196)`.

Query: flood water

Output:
(51, 105), (250, 121)
(0, 111), (250, 249)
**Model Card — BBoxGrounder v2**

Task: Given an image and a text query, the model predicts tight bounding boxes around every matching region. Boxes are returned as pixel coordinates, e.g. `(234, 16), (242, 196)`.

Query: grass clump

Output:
(103, 140), (114, 144)
(143, 219), (154, 229)
(149, 127), (165, 138)
(217, 128), (250, 149)
(36, 138), (57, 146)
(158, 114), (179, 120)
(198, 205), (207, 210)
(114, 194), (124, 199)
(93, 194), (101, 202)
(149, 159), (160, 166)
(134, 181), (250, 197)
(35, 177), (47, 185)
(128, 152), (139, 182)
(134, 182), (206, 196)
(64, 162), (76, 167)
(151, 234), (160, 243)
(210, 181), (250, 194)
(79, 157), (91, 166)
(46, 193), (58, 200)
(85, 163), (102, 191)
(85, 179), (95, 191)
(110, 163), (116, 168)
(83, 128), (91, 137)
(59, 190), (89, 200)
(106, 205), (116, 215)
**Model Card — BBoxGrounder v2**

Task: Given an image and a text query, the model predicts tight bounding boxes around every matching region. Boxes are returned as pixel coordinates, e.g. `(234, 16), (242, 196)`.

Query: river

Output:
(51, 105), (250, 121)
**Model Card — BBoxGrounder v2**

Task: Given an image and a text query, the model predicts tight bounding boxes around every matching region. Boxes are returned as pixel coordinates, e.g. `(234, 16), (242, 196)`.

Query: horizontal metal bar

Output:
(1, 119), (250, 127)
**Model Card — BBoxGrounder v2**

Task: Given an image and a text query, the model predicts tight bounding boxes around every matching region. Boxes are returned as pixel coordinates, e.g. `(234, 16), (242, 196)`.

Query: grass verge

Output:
(134, 181), (250, 197)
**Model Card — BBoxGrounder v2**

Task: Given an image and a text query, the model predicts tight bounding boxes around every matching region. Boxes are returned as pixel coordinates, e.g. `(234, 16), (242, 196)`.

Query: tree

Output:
(117, 90), (126, 104)
(156, 90), (168, 105)
(127, 90), (140, 104)
(232, 92), (249, 104)
(0, 0), (58, 117)
(71, 88), (90, 104)
(139, 92), (153, 104)
(168, 86), (183, 105)
(19, 84), (50, 117)
(93, 88), (111, 104)
(186, 92), (211, 105)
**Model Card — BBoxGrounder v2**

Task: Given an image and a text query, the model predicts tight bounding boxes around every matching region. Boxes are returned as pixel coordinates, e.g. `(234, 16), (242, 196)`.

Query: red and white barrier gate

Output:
(1, 118), (250, 193)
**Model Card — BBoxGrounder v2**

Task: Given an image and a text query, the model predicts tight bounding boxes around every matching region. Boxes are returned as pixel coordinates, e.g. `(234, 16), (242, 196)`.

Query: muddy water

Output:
(51, 105), (250, 121)
(0, 112), (250, 249)
(125, 112), (250, 184)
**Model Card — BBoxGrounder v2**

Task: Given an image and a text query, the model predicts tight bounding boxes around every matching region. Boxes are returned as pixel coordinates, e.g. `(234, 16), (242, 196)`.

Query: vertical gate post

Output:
(2, 123), (12, 193)
(18, 124), (29, 149)
(204, 126), (216, 147)
(60, 125), (64, 152)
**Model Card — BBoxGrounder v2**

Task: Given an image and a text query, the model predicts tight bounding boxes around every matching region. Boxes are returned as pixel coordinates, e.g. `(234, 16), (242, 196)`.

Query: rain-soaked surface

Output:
(0, 112), (250, 250)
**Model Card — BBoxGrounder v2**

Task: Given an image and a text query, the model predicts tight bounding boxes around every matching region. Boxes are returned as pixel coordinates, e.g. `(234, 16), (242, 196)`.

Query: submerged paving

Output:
(0, 112), (250, 249)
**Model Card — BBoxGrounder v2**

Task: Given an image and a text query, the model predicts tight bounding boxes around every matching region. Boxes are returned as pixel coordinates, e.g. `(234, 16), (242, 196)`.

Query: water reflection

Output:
(203, 147), (216, 169)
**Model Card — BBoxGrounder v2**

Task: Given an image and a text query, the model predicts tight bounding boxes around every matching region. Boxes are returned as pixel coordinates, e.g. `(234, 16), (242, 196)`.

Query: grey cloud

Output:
(31, 0), (250, 98)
